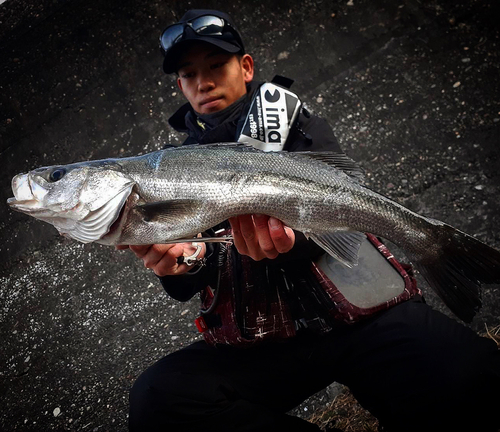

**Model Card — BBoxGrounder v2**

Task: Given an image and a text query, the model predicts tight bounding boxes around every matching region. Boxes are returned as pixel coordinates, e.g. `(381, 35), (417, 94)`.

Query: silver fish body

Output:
(7, 143), (500, 322)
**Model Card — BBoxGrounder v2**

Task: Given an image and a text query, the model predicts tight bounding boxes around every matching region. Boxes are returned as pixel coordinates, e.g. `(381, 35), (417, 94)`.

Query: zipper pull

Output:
(197, 118), (206, 131)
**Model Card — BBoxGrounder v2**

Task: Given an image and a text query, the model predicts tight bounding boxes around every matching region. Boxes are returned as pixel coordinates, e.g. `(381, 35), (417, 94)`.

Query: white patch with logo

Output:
(238, 83), (302, 152)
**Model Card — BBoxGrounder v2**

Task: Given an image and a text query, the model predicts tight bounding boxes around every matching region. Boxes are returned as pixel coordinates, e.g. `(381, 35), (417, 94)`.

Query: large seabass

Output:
(8, 143), (500, 322)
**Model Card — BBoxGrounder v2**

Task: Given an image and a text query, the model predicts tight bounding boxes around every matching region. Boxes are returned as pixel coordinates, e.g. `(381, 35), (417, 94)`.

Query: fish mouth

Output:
(7, 173), (45, 213)
(7, 197), (41, 212)
(12, 173), (32, 200)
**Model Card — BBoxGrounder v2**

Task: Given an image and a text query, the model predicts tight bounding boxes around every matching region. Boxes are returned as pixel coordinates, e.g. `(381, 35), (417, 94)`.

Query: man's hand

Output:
(116, 242), (206, 277)
(228, 215), (295, 261)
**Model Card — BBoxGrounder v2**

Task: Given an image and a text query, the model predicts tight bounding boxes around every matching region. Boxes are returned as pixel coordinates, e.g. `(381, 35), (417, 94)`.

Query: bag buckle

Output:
(195, 316), (208, 333)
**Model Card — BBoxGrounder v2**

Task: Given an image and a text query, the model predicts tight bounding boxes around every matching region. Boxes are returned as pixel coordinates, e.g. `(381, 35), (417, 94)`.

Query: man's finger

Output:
(153, 243), (187, 276)
(269, 217), (295, 254)
(129, 244), (153, 258)
(253, 214), (279, 259)
(229, 216), (249, 256)
(239, 215), (269, 259)
(141, 244), (174, 269)
(238, 214), (257, 243)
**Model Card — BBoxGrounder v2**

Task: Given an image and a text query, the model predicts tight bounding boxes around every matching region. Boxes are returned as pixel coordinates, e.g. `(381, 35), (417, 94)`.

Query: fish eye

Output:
(49, 168), (66, 182)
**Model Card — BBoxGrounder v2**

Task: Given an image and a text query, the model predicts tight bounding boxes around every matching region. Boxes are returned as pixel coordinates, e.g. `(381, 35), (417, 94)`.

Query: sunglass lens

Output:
(160, 24), (184, 51)
(191, 16), (224, 36)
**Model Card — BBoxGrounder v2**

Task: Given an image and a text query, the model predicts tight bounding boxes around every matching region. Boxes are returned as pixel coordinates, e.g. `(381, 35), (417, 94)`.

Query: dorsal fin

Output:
(165, 144), (365, 182)
(168, 142), (258, 152)
(289, 151), (365, 183)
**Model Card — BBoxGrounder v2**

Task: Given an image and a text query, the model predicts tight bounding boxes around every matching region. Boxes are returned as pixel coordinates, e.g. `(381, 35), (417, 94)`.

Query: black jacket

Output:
(159, 81), (342, 317)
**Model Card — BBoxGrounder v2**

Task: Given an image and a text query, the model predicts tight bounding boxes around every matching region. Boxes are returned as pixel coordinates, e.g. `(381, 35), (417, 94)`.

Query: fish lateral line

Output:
(150, 236), (234, 245)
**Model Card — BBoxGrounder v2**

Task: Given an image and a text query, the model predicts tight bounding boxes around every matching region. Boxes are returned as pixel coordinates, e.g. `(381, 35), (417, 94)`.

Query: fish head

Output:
(7, 161), (135, 243)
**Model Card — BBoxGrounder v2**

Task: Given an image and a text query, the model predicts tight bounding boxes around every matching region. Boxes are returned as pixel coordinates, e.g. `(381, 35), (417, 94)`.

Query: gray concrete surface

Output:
(1, 0), (499, 430)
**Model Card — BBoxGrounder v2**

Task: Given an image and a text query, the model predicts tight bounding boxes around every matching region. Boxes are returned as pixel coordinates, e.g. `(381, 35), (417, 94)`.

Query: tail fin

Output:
(414, 223), (500, 323)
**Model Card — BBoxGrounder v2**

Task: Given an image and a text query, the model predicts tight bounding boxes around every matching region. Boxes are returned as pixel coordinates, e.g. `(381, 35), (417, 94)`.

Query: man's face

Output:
(176, 43), (254, 114)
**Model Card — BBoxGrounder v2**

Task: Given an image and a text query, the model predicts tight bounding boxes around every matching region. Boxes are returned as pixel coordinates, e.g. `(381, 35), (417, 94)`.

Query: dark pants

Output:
(129, 298), (500, 432)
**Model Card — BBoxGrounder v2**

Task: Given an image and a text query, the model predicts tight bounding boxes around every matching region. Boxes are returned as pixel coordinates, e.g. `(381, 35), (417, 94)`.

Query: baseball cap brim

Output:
(163, 36), (242, 74)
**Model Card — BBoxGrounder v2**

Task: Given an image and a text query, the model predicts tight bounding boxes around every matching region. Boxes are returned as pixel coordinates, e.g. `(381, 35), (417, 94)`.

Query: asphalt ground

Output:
(1, 0), (499, 430)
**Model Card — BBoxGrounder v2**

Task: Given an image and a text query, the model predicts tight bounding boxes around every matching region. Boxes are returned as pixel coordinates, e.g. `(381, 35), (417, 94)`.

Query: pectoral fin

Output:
(136, 199), (201, 223)
(306, 231), (366, 268)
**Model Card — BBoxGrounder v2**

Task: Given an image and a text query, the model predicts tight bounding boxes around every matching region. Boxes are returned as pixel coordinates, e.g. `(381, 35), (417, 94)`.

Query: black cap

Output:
(162, 9), (245, 74)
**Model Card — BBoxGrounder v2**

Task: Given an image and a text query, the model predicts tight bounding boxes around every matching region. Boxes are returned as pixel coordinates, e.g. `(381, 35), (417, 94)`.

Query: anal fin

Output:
(307, 231), (366, 268)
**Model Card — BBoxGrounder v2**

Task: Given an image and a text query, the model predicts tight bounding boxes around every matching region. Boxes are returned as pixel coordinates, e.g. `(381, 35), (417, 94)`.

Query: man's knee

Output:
(128, 364), (176, 431)
(381, 337), (500, 432)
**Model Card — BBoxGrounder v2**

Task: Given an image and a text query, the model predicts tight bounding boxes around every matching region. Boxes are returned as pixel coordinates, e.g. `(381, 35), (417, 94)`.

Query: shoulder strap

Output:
(271, 75), (294, 89)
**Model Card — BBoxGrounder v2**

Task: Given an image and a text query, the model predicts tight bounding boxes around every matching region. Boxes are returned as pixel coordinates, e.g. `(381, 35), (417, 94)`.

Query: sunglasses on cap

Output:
(159, 14), (242, 54)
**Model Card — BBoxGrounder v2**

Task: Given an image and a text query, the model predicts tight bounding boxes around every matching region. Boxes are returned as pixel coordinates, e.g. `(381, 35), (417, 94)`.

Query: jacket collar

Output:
(168, 102), (192, 134)
(167, 81), (261, 136)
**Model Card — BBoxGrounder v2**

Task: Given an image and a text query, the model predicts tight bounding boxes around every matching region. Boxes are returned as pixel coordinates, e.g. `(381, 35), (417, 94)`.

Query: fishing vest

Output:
(195, 230), (420, 347)
(192, 78), (421, 347)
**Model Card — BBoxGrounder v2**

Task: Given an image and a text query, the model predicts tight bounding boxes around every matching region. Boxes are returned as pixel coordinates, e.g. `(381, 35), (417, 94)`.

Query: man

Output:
(124, 9), (500, 432)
